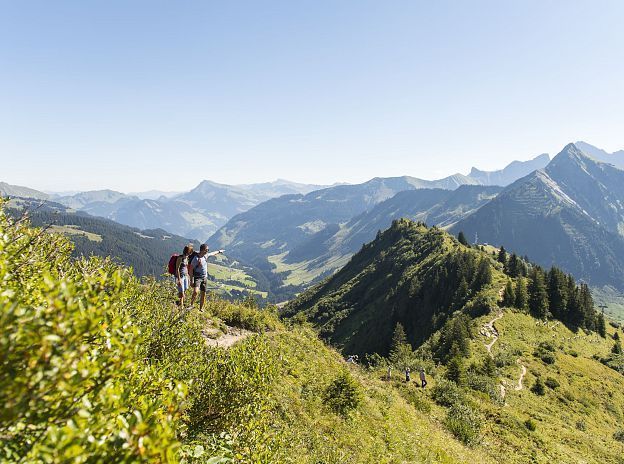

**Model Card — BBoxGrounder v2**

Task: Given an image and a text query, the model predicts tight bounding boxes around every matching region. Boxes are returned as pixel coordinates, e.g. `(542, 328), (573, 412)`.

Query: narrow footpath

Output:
(480, 310), (526, 399)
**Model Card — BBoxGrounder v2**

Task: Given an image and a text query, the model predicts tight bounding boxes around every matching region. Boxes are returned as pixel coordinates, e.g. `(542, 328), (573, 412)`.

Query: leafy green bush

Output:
(396, 384), (432, 413)
(614, 430), (624, 443)
(432, 379), (466, 407)
(545, 377), (560, 390)
(444, 403), (482, 445)
(531, 377), (546, 396)
(534, 343), (557, 365)
(576, 420), (586, 431)
(323, 371), (362, 417)
(0, 205), (183, 462)
(525, 419), (537, 431)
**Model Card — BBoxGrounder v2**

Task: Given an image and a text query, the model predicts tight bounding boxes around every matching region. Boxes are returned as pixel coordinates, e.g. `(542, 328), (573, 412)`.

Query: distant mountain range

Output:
(5, 141), (624, 299)
(453, 143), (624, 289)
(1, 154), (550, 243)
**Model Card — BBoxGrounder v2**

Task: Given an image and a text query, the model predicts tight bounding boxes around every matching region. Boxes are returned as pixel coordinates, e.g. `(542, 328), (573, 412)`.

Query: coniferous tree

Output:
(547, 267), (568, 321)
(503, 279), (515, 307)
(579, 284), (596, 331)
(528, 268), (550, 319)
(497, 246), (508, 265)
(472, 258), (492, 291)
(597, 312), (606, 338)
(612, 340), (623, 355)
(515, 278), (529, 311)
(446, 354), (466, 385)
(389, 323), (411, 365)
(506, 253), (519, 277)
(457, 231), (469, 246)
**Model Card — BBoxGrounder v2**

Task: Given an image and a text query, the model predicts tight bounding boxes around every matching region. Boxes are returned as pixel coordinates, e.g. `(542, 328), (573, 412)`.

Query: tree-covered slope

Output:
(453, 143), (624, 290)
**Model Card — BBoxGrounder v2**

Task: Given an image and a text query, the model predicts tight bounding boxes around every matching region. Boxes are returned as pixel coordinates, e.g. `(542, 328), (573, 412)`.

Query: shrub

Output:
(568, 350), (579, 357)
(432, 379), (466, 407)
(0, 208), (183, 462)
(531, 377), (546, 396)
(396, 384), (432, 413)
(544, 377), (560, 390)
(614, 430), (624, 443)
(323, 371), (362, 417)
(445, 403), (482, 445)
(525, 419), (537, 431)
(576, 420), (586, 431)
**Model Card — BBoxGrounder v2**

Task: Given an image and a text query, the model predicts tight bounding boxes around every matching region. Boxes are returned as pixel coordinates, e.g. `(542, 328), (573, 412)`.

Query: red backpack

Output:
(168, 254), (179, 275)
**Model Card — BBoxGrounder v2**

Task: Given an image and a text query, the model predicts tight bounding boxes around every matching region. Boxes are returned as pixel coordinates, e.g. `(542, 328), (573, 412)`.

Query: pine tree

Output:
(547, 267), (568, 320)
(457, 231), (469, 246)
(497, 246), (508, 265)
(515, 278), (529, 311)
(507, 253), (520, 277)
(389, 323), (411, 365)
(612, 340), (623, 355)
(446, 355), (466, 385)
(528, 268), (550, 319)
(472, 258), (492, 291)
(597, 312), (606, 338)
(500, 279), (513, 307)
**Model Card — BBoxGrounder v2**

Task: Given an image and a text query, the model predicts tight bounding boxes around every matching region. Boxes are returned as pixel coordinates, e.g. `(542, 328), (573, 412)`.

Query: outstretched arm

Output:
(206, 249), (225, 258)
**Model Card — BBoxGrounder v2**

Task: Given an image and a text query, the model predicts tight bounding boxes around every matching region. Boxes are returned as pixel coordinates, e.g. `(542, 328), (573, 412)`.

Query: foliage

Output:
(322, 371), (362, 417)
(614, 430), (624, 443)
(531, 377), (546, 396)
(524, 419), (537, 432)
(0, 202), (183, 462)
(432, 379), (466, 407)
(444, 403), (482, 446)
(544, 377), (560, 390)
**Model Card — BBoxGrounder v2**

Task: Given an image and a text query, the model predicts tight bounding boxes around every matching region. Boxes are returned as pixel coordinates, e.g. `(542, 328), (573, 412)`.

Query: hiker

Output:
(387, 366), (392, 381)
(189, 244), (225, 310)
(419, 368), (427, 388)
(174, 244), (193, 307)
(405, 367), (411, 383)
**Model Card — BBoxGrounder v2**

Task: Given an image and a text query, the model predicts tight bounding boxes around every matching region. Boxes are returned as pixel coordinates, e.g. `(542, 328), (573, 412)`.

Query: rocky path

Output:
(204, 326), (253, 348)
(481, 311), (503, 355)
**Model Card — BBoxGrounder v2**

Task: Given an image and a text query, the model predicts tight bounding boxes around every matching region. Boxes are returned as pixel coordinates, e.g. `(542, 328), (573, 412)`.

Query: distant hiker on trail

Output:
(189, 244), (225, 310)
(419, 368), (427, 388)
(174, 244), (193, 307)
(405, 367), (411, 383)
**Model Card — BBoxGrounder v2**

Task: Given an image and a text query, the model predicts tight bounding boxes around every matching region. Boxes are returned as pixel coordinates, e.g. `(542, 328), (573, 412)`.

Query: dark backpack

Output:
(168, 254), (179, 275)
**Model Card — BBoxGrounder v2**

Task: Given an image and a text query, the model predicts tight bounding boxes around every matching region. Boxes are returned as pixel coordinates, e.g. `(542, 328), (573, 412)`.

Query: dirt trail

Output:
(481, 311), (503, 355)
(480, 310), (527, 398)
(204, 326), (253, 348)
(515, 360), (527, 391)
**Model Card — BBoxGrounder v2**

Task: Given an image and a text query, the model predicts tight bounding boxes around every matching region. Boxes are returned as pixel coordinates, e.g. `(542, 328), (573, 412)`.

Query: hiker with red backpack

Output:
(169, 244), (194, 307)
(189, 244), (225, 310)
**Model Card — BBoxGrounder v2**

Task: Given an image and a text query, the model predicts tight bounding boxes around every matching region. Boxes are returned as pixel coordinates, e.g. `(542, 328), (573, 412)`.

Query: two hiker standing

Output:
(172, 243), (224, 309)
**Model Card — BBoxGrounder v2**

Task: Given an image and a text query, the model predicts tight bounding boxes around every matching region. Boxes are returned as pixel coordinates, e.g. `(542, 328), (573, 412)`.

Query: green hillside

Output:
(3, 201), (624, 463)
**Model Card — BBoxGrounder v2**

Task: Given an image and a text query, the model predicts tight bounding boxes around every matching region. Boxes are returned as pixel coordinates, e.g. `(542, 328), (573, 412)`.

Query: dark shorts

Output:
(192, 276), (207, 292)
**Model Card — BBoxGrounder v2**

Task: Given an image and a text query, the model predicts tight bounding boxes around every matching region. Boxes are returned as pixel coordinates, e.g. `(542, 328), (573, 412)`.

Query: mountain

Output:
(0, 182), (49, 200)
(454, 143), (624, 290)
(468, 153), (550, 186)
(274, 185), (502, 289)
(50, 179), (331, 241)
(52, 189), (128, 209)
(208, 176), (490, 292)
(575, 141), (624, 169)
(7, 200), (197, 277)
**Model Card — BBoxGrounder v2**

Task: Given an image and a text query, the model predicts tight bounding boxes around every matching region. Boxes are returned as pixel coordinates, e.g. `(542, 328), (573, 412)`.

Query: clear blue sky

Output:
(1, 1), (623, 192)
